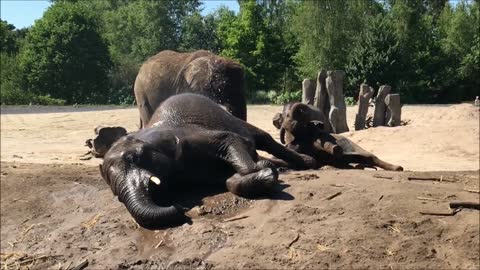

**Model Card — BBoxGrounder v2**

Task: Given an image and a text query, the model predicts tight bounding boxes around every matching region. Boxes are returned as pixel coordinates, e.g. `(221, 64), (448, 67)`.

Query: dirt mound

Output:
(1, 162), (478, 269)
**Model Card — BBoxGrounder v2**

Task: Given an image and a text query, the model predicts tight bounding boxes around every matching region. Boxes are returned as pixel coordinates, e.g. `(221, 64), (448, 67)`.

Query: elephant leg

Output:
(344, 155), (403, 171)
(250, 128), (317, 170)
(138, 98), (154, 129)
(370, 156), (403, 171)
(226, 160), (279, 198)
(228, 101), (247, 121)
(207, 134), (278, 197)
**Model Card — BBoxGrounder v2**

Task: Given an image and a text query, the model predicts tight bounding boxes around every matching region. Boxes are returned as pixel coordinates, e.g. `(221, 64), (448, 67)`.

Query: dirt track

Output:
(1, 104), (479, 269)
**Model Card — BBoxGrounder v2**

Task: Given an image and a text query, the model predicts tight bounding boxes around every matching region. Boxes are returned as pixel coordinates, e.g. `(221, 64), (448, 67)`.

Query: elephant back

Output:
(147, 93), (252, 139)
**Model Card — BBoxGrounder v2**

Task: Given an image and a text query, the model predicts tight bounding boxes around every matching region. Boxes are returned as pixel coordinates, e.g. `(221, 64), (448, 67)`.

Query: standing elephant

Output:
(100, 94), (316, 229)
(134, 50), (247, 128)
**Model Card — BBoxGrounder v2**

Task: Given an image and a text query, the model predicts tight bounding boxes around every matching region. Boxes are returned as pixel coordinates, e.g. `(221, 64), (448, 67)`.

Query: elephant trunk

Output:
(280, 127), (286, 144)
(113, 167), (184, 229)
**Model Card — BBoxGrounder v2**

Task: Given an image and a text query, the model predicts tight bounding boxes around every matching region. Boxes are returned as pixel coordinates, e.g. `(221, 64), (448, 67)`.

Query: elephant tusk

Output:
(150, 176), (161, 185)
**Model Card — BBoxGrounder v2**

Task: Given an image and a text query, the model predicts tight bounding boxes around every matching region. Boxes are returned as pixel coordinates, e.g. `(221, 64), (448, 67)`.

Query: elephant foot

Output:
(226, 162), (278, 198)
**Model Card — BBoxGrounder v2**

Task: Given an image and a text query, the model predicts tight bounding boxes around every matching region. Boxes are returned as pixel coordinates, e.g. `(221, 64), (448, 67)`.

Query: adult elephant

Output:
(100, 94), (316, 229)
(134, 50), (247, 128)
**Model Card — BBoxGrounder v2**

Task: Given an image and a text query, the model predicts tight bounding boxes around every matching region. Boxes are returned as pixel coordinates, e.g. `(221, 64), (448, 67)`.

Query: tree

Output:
(290, 0), (383, 78)
(103, 0), (200, 63)
(19, 2), (112, 104)
(179, 12), (220, 53)
(0, 20), (19, 54)
(346, 15), (401, 97)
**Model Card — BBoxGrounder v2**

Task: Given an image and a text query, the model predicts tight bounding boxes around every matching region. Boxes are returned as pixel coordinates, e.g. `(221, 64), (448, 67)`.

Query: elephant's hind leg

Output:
(226, 160), (278, 198)
(371, 156), (403, 171)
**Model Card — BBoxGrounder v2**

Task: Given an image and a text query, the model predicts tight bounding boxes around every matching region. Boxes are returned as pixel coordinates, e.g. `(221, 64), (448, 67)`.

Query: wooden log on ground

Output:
(313, 70), (331, 132)
(384, 93), (402, 127)
(354, 83), (374, 130)
(302, 79), (316, 105)
(373, 85), (391, 127)
(326, 70), (349, 133)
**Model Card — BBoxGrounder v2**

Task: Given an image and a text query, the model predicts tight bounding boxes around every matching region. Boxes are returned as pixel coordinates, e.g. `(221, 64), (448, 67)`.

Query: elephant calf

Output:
(100, 94), (316, 229)
(273, 102), (403, 171)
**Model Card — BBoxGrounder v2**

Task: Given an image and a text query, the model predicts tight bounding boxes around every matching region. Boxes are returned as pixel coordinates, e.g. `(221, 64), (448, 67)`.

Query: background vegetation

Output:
(1, 0), (478, 105)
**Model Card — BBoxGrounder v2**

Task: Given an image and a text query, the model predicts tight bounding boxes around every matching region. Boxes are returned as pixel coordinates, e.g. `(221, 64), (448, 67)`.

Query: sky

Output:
(0, 0), (240, 29)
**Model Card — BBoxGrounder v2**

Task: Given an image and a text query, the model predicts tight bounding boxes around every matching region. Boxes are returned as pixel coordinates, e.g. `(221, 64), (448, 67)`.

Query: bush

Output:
(247, 90), (277, 104)
(1, 89), (65, 105)
(273, 90), (301, 105)
(345, 96), (356, 106)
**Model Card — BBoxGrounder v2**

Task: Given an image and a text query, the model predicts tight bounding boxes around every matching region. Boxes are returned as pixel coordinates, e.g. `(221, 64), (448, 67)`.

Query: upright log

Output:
(302, 79), (316, 105)
(326, 70), (349, 134)
(384, 94), (401, 127)
(313, 70), (331, 132)
(373, 85), (391, 127)
(354, 83), (374, 130)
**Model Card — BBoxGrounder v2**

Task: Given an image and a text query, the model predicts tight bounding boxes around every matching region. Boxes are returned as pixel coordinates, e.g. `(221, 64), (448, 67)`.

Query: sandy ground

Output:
(1, 103), (479, 269)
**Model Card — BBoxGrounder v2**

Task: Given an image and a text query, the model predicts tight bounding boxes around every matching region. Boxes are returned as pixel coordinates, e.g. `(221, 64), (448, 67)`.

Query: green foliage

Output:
(346, 15), (401, 97)
(290, 0), (383, 78)
(273, 90), (302, 105)
(1, 0), (478, 105)
(103, 0), (200, 63)
(179, 12), (219, 52)
(19, 2), (112, 104)
(0, 20), (18, 54)
(344, 97), (356, 106)
(216, 0), (290, 94)
(1, 53), (65, 105)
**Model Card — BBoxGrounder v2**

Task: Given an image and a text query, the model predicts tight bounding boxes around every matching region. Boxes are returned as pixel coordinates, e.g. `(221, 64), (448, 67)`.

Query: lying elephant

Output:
(100, 94), (316, 229)
(273, 102), (403, 171)
(273, 102), (327, 145)
(134, 50), (247, 128)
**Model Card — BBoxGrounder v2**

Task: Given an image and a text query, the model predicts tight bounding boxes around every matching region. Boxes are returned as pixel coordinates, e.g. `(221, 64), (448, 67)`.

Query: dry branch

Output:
(285, 233), (300, 249)
(449, 202), (480, 210)
(71, 259), (89, 270)
(408, 176), (456, 182)
(417, 197), (441, 201)
(373, 175), (393, 180)
(222, 215), (249, 223)
(463, 188), (480, 194)
(325, 191), (342, 200)
(420, 208), (462, 216)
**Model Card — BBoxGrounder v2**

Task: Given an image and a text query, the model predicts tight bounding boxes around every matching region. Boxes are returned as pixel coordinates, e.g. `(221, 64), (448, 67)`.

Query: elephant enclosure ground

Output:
(1, 104), (479, 269)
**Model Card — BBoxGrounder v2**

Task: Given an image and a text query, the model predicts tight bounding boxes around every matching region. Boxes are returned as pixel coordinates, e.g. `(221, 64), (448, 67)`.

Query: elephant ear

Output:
(183, 57), (212, 92)
(272, 113), (283, 130)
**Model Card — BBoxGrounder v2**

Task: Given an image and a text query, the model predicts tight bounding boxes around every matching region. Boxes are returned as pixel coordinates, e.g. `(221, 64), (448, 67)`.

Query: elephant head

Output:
(99, 130), (185, 229)
(277, 103), (326, 145)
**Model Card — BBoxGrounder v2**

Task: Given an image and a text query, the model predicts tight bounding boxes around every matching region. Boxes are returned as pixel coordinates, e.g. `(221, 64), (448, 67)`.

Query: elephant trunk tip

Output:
(122, 188), (186, 229)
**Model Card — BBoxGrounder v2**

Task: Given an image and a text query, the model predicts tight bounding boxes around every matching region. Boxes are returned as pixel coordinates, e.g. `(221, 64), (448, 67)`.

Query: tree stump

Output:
(85, 126), (128, 157)
(373, 85), (391, 127)
(326, 70), (349, 134)
(302, 79), (316, 105)
(354, 83), (374, 130)
(384, 94), (401, 127)
(313, 70), (331, 132)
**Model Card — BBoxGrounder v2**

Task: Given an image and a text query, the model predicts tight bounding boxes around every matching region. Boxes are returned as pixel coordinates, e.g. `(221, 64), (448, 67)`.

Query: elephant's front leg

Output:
(186, 131), (279, 198)
(251, 129), (317, 170)
(210, 133), (279, 198)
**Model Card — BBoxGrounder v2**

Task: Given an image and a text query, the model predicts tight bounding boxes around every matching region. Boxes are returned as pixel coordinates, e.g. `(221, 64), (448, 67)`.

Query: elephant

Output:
(273, 102), (403, 171)
(99, 94), (317, 229)
(134, 50), (247, 128)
